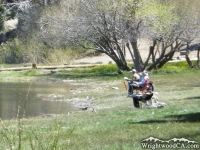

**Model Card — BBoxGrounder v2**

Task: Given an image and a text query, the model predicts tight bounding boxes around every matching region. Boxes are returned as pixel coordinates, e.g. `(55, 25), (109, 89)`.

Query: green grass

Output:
(0, 62), (200, 149)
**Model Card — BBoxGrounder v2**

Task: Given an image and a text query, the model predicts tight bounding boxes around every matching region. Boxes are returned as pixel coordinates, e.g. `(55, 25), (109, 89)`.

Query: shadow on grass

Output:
(165, 112), (200, 122)
(182, 96), (200, 100)
(130, 112), (200, 124)
(172, 96), (200, 101)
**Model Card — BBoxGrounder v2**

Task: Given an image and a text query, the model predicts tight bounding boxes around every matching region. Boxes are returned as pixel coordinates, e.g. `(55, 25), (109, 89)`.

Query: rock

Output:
(112, 87), (119, 90)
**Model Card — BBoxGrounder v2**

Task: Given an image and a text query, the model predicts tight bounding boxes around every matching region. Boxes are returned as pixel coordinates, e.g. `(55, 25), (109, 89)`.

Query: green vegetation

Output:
(0, 62), (200, 149)
(2, 0), (200, 71)
(151, 61), (194, 74)
(0, 38), (87, 65)
(0, 61), (199, 80)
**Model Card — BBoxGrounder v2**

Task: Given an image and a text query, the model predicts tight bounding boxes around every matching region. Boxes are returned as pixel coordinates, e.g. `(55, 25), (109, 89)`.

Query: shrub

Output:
(45, 47), (79, 65)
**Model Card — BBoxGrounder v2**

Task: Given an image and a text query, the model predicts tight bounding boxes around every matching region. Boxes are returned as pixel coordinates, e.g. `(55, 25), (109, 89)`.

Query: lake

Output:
(0, 80), (77, 120)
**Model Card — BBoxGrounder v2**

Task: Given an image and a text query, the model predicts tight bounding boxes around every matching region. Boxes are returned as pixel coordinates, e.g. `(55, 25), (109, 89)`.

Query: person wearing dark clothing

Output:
(132, 82), (154, 108)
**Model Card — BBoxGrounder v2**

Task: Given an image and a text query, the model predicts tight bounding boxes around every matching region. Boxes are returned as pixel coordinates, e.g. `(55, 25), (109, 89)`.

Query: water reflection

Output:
(0, 81), (76, 120)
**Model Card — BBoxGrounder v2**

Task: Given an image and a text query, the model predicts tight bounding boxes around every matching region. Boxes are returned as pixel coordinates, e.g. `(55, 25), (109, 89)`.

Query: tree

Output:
(17, 0), (61, 39)
(39, 0), (200, 71)
(39, 0), (146, 70)
(169, 0), (200, 68)
(0, 0), (33, 44)
(130, 0), (200, 70)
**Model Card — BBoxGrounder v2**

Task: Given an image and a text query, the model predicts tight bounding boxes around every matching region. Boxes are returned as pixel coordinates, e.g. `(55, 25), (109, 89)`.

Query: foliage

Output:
(0, 69), (200, 149)
(157, 61), (193, 70)
(0, 0), (31, 33)
(45, 46), (87, 65)
(71, 64), (118, 74)
(0, 5), (4, 32)
(139, 0), (178, 35)
(0, 39), (26, 63)
(37, 0), (200, 71)
(1, 0), (200, 71)
(39, 0), (140, 70)
(21, 69), (37, 76)
(1, 61), (199, 82)
(150, 61), (200, 75)
(55, 64), (121, 80)
(0, 37), (85, 65)
(0, 38), (42, 64)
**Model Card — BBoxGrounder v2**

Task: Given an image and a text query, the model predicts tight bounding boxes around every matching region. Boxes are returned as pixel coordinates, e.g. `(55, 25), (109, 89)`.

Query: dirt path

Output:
(74, 39), (198, 65)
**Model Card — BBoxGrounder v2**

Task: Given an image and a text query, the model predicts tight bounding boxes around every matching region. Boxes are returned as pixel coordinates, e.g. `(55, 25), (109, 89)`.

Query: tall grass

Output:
(44, 48), (81, 65)
(0, 81), (65, 150)
(0, 62), (199, 149)
(0, 38), (87, 66)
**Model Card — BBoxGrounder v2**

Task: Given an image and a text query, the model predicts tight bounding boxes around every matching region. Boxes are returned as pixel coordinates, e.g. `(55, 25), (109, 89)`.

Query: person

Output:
(126, 69), (140, 96)
(132, 81), (154, 108)
(127, 70), (150, 96)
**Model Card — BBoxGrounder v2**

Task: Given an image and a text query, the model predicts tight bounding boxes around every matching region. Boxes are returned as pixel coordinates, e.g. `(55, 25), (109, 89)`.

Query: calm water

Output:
(0, 81), (77, 120)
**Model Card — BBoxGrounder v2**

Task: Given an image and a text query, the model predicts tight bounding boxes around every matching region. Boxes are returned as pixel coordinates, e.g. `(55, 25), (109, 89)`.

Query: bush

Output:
(0, 38), (49, 64)
(151, 61), (195, 74)
(0, 39), (26, 64)
(45, 47), (80, 65)
(0, 38), (88, 65)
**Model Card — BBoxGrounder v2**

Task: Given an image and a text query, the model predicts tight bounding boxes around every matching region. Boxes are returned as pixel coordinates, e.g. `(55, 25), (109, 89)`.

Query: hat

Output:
(130, 69), (137, 73)
(143, 71), (148, 76)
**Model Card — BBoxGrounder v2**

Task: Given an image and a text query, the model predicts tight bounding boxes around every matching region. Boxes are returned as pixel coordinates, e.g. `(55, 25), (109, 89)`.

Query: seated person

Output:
(124, 69), (140, 96)
(132, 82), (154, 108)
(128, 71), (149, 96)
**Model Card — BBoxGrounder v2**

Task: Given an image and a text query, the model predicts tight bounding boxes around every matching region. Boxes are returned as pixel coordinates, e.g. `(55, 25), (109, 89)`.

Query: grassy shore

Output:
(0, 63), (200, 150)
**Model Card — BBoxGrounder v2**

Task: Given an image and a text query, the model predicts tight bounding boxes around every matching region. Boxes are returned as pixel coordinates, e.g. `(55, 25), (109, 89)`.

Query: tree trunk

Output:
(126, 43), (135, 62)
(147, 42), (167, 70)
(157, 50), (175, 69)
(143, 40), (157, 71)
(109, 53), (130, 70)
(186, 54), (194, 68)
(197, 49), (200, 68)
(130, 39), (142, 71)
(185, 43), (194, 68)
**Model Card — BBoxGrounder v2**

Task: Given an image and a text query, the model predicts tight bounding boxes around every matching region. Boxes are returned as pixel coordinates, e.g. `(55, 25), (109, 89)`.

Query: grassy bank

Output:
(0, 62), (200, 149)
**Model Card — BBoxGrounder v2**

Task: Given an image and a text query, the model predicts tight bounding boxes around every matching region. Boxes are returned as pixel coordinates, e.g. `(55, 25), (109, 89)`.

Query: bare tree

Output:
(136, 0), (200, 70)
(39, 0), (150, 71)
(0, 0), (32, 43)
(39, 0), (200, 71)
